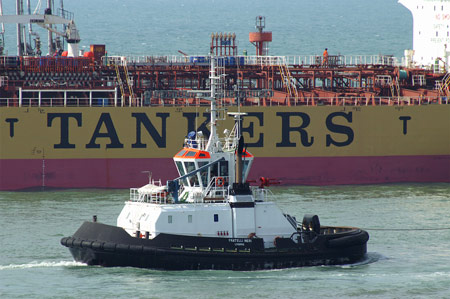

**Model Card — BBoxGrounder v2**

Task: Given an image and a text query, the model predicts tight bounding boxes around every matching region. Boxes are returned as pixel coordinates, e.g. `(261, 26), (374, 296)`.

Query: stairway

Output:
(440, 72), (450, 98)
(115, 60), (135, 106)
(278, 58), (298, 104)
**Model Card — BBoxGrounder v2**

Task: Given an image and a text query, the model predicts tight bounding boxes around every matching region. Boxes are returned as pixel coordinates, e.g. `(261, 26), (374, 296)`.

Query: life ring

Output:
(216, 177), (224, 187)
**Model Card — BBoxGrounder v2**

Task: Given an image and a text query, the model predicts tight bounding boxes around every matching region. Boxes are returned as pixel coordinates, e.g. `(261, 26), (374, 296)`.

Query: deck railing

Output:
(1, 95), (448, 108)
(104, 54), (405, 68)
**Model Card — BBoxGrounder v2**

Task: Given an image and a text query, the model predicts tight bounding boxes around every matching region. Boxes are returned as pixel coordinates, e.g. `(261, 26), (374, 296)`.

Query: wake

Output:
(0, 260), (86, 270)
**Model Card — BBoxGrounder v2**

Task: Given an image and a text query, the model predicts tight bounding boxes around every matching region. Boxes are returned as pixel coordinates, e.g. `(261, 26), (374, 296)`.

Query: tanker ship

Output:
(0, 1), (449, 191)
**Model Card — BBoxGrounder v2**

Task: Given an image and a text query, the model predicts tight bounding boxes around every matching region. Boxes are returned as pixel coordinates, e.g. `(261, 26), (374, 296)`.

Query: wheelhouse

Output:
(173, 147), (254, 189)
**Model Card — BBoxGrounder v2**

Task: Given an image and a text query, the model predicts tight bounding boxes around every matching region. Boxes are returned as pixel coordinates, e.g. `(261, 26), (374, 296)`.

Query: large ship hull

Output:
(1, 105), (449, 190)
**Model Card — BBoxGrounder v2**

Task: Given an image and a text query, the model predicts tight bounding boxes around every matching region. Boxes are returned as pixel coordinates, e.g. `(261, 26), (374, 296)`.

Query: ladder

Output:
(123, 60), (135, 104)
(115, 64), (125, 105)
(213, 57), (227, 120)
(278, 58), (298, 104)
(114, 60), (135, 106)
(390, 77), (400, 100)
(440, 72), (450, 98)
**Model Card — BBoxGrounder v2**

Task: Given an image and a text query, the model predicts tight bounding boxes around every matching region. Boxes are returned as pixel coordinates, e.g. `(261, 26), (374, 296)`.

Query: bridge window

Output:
(185, 151), (197, 157)
(175, 161), (188, 185)
(185, 162), (199, 187)
(219, 161), (229, 177)
(198, 161), (209, 187)
(214, 214), (219, 222)
(188, 215), (193, 223)
(176, 149), (187, 157)
(168, 215), (173, 224)
(243, 160), (250, 180)
(211, 161), (229, 186)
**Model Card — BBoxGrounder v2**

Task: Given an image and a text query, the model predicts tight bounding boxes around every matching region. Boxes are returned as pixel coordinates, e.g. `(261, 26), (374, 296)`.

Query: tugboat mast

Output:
(206, 56), (218, 152)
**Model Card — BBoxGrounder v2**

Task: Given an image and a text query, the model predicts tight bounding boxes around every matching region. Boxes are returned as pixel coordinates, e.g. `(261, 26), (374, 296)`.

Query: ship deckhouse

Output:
(399, 0), (450, 68)
(174, 131), (254, 203)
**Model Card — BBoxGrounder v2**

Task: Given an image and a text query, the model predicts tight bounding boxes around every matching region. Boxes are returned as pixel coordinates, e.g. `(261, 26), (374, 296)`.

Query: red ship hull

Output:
(2, 155), (449, 190)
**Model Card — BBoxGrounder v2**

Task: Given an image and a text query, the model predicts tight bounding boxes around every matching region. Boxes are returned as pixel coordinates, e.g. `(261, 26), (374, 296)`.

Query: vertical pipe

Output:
(0, 0), (4, 33)
(47, 0), (53, 55)
(114, 87), (117, 106)
(19, 87), (22, 107)
(206, 56), (217, 150)
(27, 0), (32, 54)
(16, 0), (23, 56)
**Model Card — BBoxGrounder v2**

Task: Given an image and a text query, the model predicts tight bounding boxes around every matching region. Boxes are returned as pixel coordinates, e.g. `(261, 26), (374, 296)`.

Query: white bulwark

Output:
(399, 0), (450, 68)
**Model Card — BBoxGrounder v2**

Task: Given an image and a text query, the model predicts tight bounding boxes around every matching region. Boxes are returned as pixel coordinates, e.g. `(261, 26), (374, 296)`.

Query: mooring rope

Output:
(364, 227), (450, 231)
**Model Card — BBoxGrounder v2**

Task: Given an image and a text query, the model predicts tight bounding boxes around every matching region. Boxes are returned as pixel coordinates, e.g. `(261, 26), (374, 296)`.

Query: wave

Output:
(0, 260), (86, 270)
(337, 252), (387, 268)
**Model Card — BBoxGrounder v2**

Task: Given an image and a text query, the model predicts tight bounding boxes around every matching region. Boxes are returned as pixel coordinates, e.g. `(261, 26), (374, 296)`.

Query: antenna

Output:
(141, 171), (152, 184)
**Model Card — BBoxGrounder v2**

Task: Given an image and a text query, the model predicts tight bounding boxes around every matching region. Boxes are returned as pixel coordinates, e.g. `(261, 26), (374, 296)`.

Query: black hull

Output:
(61, 222), (369, 271)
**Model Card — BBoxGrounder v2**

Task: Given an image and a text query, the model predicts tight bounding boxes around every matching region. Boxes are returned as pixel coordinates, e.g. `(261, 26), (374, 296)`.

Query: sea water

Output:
(0, 184), (450, 298)
(2, 0), (412, 58)
(1, 1), (449, 298)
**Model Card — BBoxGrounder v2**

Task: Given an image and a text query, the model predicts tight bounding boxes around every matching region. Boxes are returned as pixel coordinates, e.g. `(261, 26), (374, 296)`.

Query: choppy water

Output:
(1, 184), (449, 298)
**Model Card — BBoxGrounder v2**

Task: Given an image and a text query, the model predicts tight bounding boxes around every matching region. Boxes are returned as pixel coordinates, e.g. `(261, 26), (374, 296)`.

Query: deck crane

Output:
(0, 8), (80, 57)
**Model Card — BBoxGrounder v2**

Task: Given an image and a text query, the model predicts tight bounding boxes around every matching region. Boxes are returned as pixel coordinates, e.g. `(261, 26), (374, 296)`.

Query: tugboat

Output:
(61, 57), (369, 270)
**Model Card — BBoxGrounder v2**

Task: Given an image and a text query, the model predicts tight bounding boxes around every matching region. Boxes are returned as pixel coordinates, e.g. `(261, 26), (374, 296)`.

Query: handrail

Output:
(101, 54), (405, 67)
(1, 94), (447, 108)
(202, 176), (230, 200)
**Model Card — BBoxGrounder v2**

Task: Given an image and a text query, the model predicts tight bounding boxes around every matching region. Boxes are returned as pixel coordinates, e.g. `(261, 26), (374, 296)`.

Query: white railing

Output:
(103, 54), (404, 67)
(252, 187), (273, 202)
(202, 176), (230, 200)
(129, 188), (169, 204)
(184, 134), (208, 150)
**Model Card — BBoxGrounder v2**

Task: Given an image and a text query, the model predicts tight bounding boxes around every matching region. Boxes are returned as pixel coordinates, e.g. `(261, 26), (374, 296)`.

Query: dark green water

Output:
(1, 184), (449, 298)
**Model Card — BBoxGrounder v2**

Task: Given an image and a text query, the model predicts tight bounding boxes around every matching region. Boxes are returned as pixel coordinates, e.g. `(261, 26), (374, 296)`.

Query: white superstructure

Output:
(399, 0), (450, 69)
(116, 56), (297, 249)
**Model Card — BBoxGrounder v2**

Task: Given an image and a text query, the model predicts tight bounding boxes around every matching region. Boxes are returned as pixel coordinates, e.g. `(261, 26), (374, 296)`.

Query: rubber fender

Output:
(73, 239), (82, 248)
(143, 246), (155, 255)
(103, 242), (116, 252)
(91, 241), (102, 250)
(327, 231), (369, 248)
(60, 237), (69, 246)
(116, 244), (130, 253)
(81, 240), (93, 248)
(129, 245), (143, 253)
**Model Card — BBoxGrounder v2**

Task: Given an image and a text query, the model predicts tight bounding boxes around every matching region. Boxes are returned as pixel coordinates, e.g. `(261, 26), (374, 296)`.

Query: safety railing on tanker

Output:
(271, 96), (448, 106)
(0, 95), (448, 108)
(0, 97), (117, 107)
(102, 54), (404, 67)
